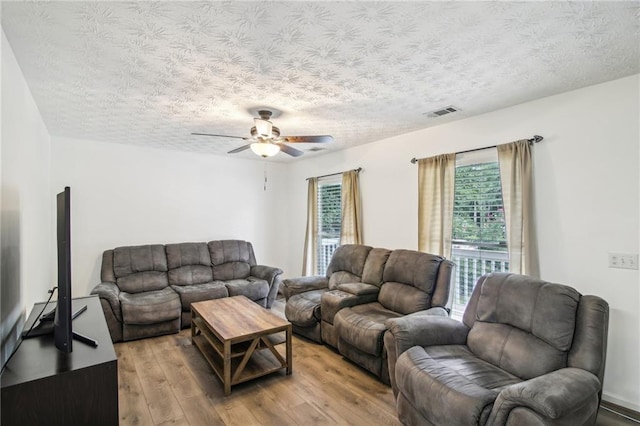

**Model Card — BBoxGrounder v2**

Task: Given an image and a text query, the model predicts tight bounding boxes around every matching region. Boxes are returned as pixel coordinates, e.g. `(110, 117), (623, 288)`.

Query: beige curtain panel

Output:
(498, 140), (539, 277)
(302, 178), (318, 275)
(340, 170), (363, 245)
(418, 153), (456, 257)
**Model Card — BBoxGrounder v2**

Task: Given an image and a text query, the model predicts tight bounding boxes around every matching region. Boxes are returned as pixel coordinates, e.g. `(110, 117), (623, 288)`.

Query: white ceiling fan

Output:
(192, 110), (334, 158)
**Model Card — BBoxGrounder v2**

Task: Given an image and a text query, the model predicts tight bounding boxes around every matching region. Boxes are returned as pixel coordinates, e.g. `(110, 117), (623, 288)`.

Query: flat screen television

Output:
(54, 186), (73, 353)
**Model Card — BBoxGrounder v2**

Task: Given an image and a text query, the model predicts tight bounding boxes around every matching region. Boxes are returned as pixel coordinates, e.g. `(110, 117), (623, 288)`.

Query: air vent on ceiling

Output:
(308, 147), (326, 152)
(424, 106), (460, 118)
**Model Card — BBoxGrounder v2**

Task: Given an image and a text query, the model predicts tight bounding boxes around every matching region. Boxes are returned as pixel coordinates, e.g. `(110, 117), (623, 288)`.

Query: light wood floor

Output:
(115, 299), (634, 426)
(116, 302), (400, 425)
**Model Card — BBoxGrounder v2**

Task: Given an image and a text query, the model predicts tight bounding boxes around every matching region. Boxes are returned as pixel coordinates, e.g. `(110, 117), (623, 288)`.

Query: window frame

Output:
(451, 149), (509, 319)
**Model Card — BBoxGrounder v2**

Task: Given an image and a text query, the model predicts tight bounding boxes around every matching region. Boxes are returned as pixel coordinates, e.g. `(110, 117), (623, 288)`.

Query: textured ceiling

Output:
(2, 1), (639, 161)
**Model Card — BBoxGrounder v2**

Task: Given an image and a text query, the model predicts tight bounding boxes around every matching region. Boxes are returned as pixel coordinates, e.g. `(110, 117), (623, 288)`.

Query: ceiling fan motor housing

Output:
(257, 110), (273, 120)
(251, 125), (280, 139)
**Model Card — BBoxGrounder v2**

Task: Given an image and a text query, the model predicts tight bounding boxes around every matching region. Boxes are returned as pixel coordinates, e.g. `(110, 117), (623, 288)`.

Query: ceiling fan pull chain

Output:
(264, 161), (268, 191)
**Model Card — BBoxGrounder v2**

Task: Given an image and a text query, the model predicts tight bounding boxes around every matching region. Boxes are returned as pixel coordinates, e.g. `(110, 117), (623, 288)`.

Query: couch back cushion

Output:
(361, 248), (391, 285)
(378, 250), (443, 314)
(326, 245), (372, 289)
(378, 283), (432, 315)
(208, 240), (255, 280)
(467, 273), (580, 379)
(166, 243), (213, 286)
(113, 245), (168, 293)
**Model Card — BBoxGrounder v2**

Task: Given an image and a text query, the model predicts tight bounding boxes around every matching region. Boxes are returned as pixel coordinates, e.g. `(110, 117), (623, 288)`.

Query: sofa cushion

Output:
(224, 278), (269, 301)
(166, 242), (211, 269)
(378, 282), (432, 315)
(328, 271), (362, 289)
(361, 248), (391, 285)
(113, 245), (167, 277)
(113, 245), (169, 293)
(395, 345), (521, 426)
(168, 265), (214, 286)
(468, 322), (569, 380)
(468, 273), (581, 379)
(171, 282), (228, 310)
(326, 244), (372, 277)
(382, 249), (442, 293)
(208, 240), (256, 265)
(335, 302), (401, 356)
(475, 273), (580, 351)
(285, 290), (324, 327)
(119, 287), (181, 325)
(212, 261), (250, 281)
(117, 271), (169, 294)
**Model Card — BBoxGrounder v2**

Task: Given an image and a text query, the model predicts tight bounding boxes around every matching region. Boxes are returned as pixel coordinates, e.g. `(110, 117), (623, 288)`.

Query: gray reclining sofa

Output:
(91, 240), (282, 342)
(282, 244), (454, 383)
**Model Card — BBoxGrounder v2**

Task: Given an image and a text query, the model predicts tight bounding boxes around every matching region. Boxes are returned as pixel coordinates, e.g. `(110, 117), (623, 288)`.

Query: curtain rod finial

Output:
(410, 157), (418, 164)
(532, 135), (543, 143)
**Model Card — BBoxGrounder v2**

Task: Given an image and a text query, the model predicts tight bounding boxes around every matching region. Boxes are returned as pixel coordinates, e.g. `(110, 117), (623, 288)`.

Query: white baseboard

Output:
(602, 392), (640, 414)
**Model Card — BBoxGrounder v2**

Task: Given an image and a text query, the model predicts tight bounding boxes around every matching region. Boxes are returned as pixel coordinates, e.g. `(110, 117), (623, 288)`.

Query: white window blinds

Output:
(451, 151), (509, 318)
(317, 178), (342, 275)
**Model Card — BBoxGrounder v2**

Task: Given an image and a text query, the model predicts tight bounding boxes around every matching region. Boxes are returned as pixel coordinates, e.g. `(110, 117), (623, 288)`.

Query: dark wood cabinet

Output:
(1, 296), (118, 426)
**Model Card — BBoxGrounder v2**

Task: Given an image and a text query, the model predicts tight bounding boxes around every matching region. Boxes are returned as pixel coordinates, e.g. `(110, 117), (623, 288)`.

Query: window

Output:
(317, 178), (342, 274)
(451, 150), (508, 318)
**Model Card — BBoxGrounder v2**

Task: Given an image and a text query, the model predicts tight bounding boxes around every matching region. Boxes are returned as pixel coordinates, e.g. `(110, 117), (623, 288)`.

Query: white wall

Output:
(51, 137), (289, 297)
(0, 30), (52, 365)
(285, 75), (640, 410)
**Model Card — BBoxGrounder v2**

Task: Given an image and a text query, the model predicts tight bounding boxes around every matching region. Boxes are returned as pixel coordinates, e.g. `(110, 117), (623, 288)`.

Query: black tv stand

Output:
(1, 296), (118, 426)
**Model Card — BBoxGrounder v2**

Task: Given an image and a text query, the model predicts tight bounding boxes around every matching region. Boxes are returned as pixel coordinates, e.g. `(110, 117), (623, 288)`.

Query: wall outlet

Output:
(608, 253), (639, 270)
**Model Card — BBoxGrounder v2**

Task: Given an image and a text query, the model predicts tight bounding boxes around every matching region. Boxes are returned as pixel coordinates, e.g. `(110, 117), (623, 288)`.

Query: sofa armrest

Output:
(281, 276), (329, 300)
(90, 282), (122, 321)
(321, 289), (378, 325)
(421, 306), (449, 317)
(250, 265), (283, 309)
(489, 368), (601, 424)
(384, 313), (469, 396)
(336, 282), (379, 296)
(385, 313), (469, 355)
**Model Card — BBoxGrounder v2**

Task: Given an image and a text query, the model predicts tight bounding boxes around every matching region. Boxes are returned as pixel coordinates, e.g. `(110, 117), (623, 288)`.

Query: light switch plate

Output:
(608, 253), (639, 270)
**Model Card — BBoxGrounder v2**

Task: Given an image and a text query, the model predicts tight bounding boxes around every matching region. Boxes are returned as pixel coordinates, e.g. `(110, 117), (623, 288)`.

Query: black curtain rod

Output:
(306, 167), (362, 181)
(410, 135), (544, 164)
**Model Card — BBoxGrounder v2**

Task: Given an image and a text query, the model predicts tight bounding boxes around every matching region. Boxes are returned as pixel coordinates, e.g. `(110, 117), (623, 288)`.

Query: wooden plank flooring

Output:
(115, 300), (400, 425)
(115, 299), (632, 426)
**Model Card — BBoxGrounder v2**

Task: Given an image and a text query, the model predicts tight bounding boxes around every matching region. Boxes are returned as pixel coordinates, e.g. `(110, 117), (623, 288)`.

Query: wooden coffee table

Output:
(191, 296), (292, 395)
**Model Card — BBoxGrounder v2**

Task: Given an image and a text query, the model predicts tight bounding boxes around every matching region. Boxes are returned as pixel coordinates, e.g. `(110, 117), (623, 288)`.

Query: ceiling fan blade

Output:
(228, 144), (252, 154)
(191, 132), (248, 140)
(277, 143), (304, 157)
(281, 135), (334, 144)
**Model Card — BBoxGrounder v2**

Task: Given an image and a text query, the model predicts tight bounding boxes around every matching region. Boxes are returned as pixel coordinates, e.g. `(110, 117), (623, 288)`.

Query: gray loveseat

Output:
(282, 244), (454, 383)
(91, 240), (283, 342)
(384, 272), (609, 425)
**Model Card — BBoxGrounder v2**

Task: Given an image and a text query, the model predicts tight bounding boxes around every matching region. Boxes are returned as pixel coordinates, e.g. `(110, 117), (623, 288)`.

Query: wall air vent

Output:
(424, 106), (461, 118)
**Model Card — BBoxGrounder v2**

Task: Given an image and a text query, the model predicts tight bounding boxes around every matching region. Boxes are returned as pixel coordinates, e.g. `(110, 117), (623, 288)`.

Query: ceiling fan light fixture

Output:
(250, 142), (280, 158)
(254, 118), (273, 138)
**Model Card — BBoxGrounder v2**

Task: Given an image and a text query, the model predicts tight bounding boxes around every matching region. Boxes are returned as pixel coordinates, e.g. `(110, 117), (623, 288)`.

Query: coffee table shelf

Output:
(191, 296), (292, 395)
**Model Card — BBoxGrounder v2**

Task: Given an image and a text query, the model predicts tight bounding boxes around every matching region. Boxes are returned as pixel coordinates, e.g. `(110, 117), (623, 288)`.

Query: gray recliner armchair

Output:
(384, 273), (609, 426)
